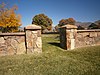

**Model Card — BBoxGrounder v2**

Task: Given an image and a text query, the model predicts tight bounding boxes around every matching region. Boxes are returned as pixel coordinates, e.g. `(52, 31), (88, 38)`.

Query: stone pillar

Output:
(25, 24), (42, 53)
(60, 24), (77, 50)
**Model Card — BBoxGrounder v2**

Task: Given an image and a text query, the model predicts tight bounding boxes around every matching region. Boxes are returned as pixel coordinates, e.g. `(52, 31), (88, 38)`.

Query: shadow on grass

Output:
(48, 42), (60, 48)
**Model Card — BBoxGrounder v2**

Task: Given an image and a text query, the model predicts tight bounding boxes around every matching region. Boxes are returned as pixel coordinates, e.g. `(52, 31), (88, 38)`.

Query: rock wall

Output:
(0, 33), (26, 56)
(59, 25), (77, 50)
(59, 27), (66, 49)
(60, 25), (100, 50)
(25, 25), (42, 53)
(75, 30), (100, 48)
(0, 24), (42, 56)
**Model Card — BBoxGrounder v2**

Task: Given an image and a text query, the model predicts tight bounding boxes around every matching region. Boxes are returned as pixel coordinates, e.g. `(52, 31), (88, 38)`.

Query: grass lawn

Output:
(0, 34), (100, 75)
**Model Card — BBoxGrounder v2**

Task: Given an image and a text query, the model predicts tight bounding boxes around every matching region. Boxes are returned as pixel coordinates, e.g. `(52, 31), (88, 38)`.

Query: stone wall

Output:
(0, 24), (42, 56)
(59, 25), (77, 50)
(59, 27), (66, 49)
(76, 30), (100, 48)
(25, 25), (42, 53)
(60, 25), (100, 50)
(0, 33), (26, 56)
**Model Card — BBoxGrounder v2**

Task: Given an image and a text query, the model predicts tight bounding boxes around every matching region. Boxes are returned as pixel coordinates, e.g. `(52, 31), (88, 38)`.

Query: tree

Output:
(95, 20), (100, 28)
(32, 14), (53, 32)
(58, 18), (76, 26)
(54, 25), (60, 32)
(77, 25), (85, 30)
(88, 23), (98, 29)
(0, 3), (21, 32)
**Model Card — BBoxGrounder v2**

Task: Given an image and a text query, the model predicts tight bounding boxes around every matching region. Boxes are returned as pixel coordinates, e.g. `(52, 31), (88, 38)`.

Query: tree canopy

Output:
(88, 23), (98, 29)
(95, 20), (100, 28)
(77, 25), (85, 30)
(32, 14), (53, 31)
(0, 3), (21, 32)
(58, 18), (76, 26)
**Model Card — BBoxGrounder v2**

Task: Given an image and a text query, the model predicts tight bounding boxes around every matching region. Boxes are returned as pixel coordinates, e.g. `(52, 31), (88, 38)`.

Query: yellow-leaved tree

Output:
(0, 3), (21, 32)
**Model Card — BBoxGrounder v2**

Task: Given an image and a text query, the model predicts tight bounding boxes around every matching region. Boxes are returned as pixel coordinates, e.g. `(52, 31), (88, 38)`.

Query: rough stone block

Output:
(89, 32), (97, 37)
(25, 24), (41, 30)
(67, 39), (71, 50)
(0, 37), (5, 43)
(37, 30), (41, 37)
(17, 42), (26, 54)
(97, 32), (100, 37)
(36, 37), (42, 48)
(71, 39), (75, 49)
(70, 32), (74, 39)
(66, 32), (70, 39)
(82, 33), (89, 37)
